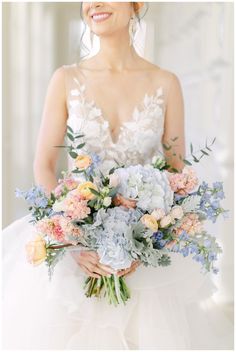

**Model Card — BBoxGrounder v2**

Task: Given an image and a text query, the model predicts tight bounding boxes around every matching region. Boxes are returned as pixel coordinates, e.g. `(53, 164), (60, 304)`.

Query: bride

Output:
(2, 2), (233, 350)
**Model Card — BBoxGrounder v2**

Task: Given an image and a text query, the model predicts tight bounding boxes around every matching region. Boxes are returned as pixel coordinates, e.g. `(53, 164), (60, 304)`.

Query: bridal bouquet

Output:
(16, 126), (228, 306)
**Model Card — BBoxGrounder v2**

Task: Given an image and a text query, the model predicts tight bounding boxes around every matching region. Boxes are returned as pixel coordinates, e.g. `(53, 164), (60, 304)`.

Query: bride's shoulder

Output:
(148, 63), (181, 87)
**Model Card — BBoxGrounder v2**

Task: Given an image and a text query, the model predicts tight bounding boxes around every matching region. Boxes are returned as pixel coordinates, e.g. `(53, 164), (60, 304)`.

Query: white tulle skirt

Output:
(2, 215), (233, 350)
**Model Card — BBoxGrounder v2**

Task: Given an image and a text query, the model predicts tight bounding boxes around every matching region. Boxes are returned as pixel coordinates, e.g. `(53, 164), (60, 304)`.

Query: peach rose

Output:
(75, 155), (92, 170)
(76, 181), (98, 200)
(151, 208), (165, 221)
(113, 193), (137, 209)
(140, 214), (158, 232)
(25, 235), (47, 266)
(160, 214), (173, 228)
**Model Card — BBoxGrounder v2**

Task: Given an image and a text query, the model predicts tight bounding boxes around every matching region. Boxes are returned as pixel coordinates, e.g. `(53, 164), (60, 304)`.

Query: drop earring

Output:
(129, 16), (137, 46)
(89, 27), (94, 48)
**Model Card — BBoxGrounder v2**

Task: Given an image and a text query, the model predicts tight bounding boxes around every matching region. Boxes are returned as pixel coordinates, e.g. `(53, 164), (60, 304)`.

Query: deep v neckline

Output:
(72, 75), (164, 145)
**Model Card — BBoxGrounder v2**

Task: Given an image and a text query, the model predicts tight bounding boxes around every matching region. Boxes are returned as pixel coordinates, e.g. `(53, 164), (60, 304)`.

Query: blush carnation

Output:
(167, 166), (198, 195)
(54, 177), (79, 198)
(59, 217), (84, 244)
(62, 193), (91, 219)
(36, 215), (65, 242)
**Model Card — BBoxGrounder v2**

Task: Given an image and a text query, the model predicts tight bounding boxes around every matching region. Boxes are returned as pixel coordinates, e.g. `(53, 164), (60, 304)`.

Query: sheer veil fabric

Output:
(2, 63), (233, 350)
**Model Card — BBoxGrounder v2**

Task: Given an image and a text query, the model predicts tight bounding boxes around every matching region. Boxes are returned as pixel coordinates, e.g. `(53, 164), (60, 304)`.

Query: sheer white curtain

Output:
(150, 2), (233, 306)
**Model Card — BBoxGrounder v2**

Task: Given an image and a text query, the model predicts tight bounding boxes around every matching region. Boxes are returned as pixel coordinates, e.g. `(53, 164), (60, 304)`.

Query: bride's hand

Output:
(116, 260), (141, 278)
(70, 250), (115, 278)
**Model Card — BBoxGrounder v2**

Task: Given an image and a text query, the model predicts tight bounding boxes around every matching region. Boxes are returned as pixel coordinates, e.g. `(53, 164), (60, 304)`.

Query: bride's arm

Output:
(33, 67), (68, 194)
(162, 73), (185, 172)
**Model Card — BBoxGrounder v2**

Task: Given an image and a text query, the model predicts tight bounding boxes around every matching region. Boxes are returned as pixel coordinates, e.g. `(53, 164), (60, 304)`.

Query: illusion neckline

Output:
(71, 74), (164, 145)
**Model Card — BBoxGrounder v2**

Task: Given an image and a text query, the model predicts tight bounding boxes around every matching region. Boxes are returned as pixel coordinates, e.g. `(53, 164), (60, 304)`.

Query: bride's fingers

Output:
(87, 264), (112, 277)
(79, 264), (101, 278)
(119, 260), (141, 277)
(97, 263), (116, 274)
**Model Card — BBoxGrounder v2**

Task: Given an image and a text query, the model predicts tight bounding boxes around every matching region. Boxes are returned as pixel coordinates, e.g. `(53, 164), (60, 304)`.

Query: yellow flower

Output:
(140, 214), (158, 232)
(75, 155), (92, 170)
(77, 181), (98, 200)
(25, 235), (47, 266)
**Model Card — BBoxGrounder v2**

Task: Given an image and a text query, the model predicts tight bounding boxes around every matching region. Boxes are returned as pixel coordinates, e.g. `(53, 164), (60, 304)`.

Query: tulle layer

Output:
(2, 215), (233, 349)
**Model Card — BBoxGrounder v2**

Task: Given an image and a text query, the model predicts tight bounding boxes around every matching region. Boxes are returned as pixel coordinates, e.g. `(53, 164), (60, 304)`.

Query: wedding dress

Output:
(2, 63), (233, 350)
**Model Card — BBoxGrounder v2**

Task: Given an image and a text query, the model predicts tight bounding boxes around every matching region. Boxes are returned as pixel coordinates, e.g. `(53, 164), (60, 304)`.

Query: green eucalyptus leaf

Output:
(183, 159), (192, 166)
(76, 143), (86, 149)
(201, 149), (209, 156)
(89, 188), (101, 197)
(72, 169), (84, 173)
(69, 151), (78, 159)
(190, 143), (193, 154)
(67, 125), (73, 133)
(162, 143), (172, 151)
(67, 133), (74, 141)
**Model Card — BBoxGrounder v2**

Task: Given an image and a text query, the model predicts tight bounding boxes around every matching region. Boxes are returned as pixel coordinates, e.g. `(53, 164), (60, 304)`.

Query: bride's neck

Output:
(95, 30), (140, 72)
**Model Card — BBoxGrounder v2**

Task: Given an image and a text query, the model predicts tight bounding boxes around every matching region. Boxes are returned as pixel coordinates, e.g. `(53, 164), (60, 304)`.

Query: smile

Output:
(91, 13), (112, 23)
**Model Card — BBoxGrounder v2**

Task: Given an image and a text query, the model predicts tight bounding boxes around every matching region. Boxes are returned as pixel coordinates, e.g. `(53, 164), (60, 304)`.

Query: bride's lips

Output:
(91, 12), (112, 23)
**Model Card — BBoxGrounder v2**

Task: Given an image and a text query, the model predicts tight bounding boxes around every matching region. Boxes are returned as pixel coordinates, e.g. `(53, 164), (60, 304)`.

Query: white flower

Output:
(103, 197), (112, 207)
(151, 208), (166, 221)
(160, 214), (173, 228)
(170, 206), (184, 220)
(108, 174), (120, 188)
(52, 200), (64, 212)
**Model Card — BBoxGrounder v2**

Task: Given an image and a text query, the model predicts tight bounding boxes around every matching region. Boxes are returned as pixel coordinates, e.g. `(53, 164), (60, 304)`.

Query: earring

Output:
(129, 16), (137, 46)
(89, 28), (94, 48)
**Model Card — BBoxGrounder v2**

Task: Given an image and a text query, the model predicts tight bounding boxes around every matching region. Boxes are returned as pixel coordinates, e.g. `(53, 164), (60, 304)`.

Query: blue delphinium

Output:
(198, 181), (228, 223)
(15, 185), (49, 208)
(86, 153), (101, 176)
(15, 185), (51, 221)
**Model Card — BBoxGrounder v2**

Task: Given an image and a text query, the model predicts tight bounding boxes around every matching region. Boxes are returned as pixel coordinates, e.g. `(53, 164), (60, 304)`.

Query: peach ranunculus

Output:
(76, 181), (98, 200)
(75, 155), (92, 170)
(140, 214), (158, 232)
(113, 193), (137, 209)
(175, 213), (203, 236)
(25, 235), (47, 266)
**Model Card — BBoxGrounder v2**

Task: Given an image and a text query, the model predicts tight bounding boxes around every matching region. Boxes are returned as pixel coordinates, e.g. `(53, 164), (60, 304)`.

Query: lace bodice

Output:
(63, 63), (168, 174)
